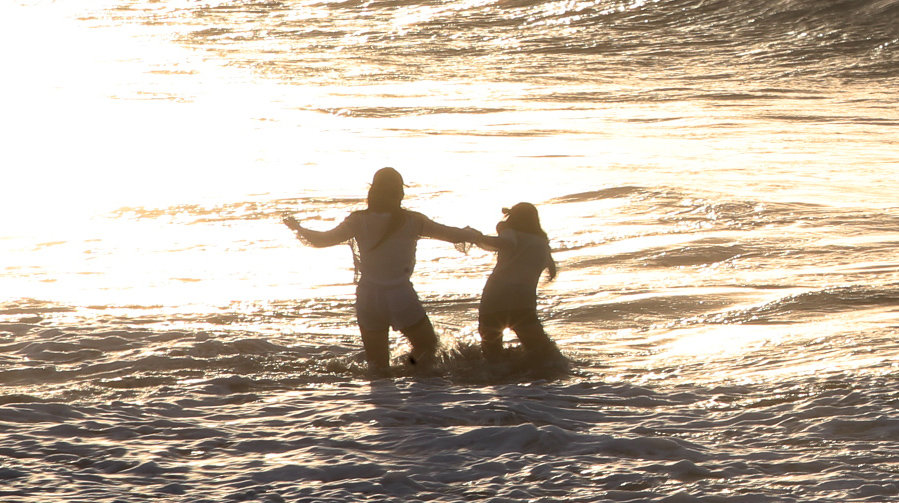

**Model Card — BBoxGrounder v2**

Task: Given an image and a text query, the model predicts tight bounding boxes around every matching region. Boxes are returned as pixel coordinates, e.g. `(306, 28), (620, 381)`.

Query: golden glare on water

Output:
(3, 3), (363, 226)
(3, 0), (892, 238)
(1, 0), (896, 381)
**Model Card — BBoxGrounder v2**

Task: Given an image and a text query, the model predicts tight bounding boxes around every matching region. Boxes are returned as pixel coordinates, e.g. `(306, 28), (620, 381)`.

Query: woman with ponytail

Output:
(283, 168), (479, 375)
(473, 202), (564, 366)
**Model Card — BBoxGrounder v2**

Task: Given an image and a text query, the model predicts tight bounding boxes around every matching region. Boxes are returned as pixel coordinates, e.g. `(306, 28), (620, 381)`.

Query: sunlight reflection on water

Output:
(2, 1), (897, 386)
(0, 3), (897, 502)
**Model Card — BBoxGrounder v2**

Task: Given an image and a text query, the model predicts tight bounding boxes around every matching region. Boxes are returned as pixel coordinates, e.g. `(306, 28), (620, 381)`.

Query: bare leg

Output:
(478, 312), (505, 362)
(400, 316), (438, 368)
(360, 327), (390, 374)
(512, 315), (563, 363)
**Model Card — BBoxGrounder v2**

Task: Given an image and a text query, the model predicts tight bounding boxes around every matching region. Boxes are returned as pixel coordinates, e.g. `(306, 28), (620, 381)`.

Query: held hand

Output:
(463, 226), (484, 243)
(282, 215), (301, 232)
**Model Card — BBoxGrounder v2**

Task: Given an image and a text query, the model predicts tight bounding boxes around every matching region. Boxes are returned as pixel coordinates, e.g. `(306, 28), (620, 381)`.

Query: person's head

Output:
(500, 202), (547, 239)
(367, 167), (404, 213)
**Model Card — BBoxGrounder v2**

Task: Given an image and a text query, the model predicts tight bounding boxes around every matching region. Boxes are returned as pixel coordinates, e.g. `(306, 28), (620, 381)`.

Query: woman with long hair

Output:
(283, 168), (478, 375)
(474, 202), (564, 364)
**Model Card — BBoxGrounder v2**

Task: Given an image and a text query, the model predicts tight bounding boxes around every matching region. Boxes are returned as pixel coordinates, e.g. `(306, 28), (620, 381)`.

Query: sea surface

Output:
(1, 0), (898, 501)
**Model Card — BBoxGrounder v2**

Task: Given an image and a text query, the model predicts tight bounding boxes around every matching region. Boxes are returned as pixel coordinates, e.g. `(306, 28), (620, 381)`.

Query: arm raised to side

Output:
(283, 215), (355, 248)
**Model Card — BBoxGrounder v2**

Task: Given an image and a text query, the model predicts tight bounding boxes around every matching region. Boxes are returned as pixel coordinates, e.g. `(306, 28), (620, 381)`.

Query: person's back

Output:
(349, 209), (474, 287)
(349, 210), (419, 287)
(482, 228), (552, 312)
(474, 202), (562, 364)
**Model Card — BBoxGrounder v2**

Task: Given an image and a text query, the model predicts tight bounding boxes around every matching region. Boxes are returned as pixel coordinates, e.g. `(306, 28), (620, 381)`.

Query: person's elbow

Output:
(308, 235), (342, 248)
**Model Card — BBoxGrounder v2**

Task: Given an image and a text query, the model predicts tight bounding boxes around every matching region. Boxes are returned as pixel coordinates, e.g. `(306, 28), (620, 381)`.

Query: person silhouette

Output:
(283, 168), (479, 375)
(473, 202), (564, 365)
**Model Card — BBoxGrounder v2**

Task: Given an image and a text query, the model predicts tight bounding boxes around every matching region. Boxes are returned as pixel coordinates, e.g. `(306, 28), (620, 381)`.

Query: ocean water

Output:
(1, 0), (898, 501)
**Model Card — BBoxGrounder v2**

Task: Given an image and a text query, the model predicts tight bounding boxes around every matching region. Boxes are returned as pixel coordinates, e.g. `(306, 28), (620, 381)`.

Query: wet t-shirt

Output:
(308, 210), (474, 287)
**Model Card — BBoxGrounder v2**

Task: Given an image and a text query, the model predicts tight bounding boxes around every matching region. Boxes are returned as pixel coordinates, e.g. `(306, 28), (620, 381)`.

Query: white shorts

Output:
(355, 281), (427, 331)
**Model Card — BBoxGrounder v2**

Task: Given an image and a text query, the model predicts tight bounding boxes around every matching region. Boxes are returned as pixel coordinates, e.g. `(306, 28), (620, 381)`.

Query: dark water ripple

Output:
(1, 273), (897, 501)
(2, 357), (898, 501)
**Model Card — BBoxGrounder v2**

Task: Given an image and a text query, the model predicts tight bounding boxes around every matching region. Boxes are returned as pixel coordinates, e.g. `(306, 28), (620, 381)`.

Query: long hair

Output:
(367, 168), (406, 250)
(503, 202), (548, 241)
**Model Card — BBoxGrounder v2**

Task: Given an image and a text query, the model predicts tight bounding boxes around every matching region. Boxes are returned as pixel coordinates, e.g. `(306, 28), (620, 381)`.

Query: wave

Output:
(710, 284), (899, 325)
(550, 186), (649, 203)
(503, 0), (899, 64)
(556, 283), (898, 339)
(553, 281), (898, 333)
(105, 0), (898, 86)
(436, 0), (898, 80)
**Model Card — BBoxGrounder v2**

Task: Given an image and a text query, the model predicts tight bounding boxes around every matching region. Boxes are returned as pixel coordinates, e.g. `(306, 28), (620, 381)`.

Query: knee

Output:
(404, 317), (437, 346)
(513, 322), (552, 350)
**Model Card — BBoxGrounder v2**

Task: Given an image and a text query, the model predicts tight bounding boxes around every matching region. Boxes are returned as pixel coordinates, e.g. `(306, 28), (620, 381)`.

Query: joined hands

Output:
(282, 215), (302, 232)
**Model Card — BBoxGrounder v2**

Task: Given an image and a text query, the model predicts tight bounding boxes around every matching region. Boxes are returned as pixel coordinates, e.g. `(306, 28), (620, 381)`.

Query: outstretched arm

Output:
(418, 215), (482, 245)
(473, 221), (515, 252)
(473, 233), (508, 252)
(283, 215), (354, 248)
